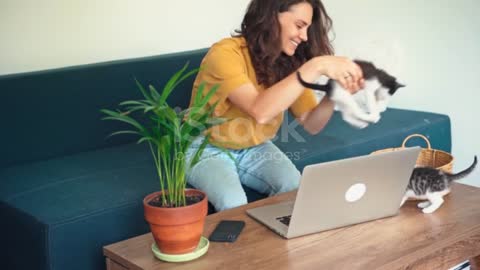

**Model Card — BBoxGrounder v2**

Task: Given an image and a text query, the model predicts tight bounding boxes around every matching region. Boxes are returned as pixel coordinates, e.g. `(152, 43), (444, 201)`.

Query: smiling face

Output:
(277, 2), (313, 56)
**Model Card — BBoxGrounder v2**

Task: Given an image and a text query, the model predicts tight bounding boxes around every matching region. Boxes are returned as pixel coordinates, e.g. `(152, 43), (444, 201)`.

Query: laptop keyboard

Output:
(276, 215), (292, 226)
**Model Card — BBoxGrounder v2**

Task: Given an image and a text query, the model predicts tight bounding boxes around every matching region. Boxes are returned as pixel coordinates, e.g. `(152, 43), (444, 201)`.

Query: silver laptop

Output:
(246, 147), (421, 239)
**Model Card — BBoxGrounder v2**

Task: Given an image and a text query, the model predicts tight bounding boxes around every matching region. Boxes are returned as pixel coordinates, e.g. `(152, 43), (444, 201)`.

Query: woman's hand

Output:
(314, 56), (365, 94)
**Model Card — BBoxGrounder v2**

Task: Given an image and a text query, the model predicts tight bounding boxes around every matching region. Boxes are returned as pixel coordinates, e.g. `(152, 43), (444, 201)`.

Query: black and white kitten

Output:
(400, 156), (477, 213)
(297, 60), (405, 129)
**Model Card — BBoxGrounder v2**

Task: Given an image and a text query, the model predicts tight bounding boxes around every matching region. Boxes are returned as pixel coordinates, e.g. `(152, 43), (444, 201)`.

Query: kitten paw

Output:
(351, 121), (369, 129)
(399, 196), (408, 207)
(358, 113), (380, 124)
(371, 114), (381, 123)
(342, 114), (369, 129)
(422, 204), (441, 214)
(417, 201), (431, 209)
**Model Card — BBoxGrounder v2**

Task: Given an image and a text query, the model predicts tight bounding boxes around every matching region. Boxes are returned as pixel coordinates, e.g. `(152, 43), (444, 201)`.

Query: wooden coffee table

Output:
(104, 183), (480, 270)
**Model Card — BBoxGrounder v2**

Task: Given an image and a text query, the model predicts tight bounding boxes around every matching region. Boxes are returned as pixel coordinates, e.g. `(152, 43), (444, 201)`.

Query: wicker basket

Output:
(371, 134), (454, 173)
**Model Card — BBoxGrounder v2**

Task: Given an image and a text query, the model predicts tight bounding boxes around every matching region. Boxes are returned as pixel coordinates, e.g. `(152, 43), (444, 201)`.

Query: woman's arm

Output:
(226, 56), (362, 124)
(227, 58), (323, 124)
(297, 96), (335, 135)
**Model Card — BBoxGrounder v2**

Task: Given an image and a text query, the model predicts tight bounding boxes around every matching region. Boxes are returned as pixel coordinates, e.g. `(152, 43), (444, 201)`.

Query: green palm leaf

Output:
(160, 62), (189, 104)
(134, 78), (152, 102)
(101, 62), (231, 207)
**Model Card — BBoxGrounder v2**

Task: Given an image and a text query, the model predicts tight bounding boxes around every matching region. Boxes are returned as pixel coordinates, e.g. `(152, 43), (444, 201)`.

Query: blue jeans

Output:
(185, 137), (300, 211)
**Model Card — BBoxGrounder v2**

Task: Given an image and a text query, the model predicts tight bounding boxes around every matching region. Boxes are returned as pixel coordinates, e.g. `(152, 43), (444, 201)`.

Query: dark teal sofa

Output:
(0, 48), (451, 270)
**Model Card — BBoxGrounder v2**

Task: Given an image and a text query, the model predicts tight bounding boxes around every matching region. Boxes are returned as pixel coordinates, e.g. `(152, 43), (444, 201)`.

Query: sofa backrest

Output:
(0, 49), (209, 168)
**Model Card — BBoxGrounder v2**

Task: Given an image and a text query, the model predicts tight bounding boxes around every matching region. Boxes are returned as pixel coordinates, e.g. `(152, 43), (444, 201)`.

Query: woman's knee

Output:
(188, 175), (248, 211)
(274, 166), (300, 194)
(185, 156), (247, 211)
(239, 142), (301, 195)
(211, 190), (248, 211)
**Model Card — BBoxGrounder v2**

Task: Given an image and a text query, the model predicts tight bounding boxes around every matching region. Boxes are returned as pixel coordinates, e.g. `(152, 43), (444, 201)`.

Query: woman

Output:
(186, 0), (364, 211)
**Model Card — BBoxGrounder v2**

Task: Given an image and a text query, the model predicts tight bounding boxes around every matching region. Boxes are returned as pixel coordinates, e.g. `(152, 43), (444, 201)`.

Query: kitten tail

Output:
(296, 72), (333, 95)
(446, 156), (477, 182)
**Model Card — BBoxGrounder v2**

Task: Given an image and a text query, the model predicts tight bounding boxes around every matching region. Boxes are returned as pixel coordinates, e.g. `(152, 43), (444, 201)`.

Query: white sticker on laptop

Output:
(345, 183), (367, 202)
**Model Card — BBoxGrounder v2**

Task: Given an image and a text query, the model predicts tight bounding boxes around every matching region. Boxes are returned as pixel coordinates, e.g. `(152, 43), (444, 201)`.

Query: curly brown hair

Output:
(234, 0), (334, 87)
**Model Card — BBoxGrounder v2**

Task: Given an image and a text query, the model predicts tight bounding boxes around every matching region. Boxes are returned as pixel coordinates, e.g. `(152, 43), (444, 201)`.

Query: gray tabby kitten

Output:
(400, 156), (477, 213)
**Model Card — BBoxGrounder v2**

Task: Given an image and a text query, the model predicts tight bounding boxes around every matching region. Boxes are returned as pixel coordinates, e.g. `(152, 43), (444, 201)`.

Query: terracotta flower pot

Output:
(143, 189), (208, 254)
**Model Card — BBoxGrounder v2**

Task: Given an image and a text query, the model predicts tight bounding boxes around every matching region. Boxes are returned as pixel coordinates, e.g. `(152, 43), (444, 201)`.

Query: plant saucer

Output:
(151, 236), (209, 263)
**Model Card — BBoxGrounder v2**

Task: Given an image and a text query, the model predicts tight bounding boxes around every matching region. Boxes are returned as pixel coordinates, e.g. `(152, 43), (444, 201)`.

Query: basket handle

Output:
(401, 134), (432, 149)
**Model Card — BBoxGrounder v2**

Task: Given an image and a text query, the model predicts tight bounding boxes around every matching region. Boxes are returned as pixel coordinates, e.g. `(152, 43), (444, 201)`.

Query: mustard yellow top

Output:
(188, 37), (318, 149)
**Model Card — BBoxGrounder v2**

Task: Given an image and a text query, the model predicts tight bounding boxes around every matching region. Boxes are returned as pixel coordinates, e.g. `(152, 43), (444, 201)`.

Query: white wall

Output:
(0, 0), (250, 74)
(1, 0), (478, 186)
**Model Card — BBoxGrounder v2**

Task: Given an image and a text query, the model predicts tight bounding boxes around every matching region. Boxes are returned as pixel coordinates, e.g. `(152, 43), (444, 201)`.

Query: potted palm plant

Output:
(101, 62), (228, 254)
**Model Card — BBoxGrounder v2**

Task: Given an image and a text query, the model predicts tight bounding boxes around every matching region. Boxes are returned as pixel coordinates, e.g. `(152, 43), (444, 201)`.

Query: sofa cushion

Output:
(277, 108), (451, 171)
(0, 143), (156, 270)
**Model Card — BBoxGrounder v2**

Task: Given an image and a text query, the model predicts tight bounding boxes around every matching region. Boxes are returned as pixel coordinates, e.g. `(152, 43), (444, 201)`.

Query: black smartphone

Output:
(209, 220), (245, 242)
